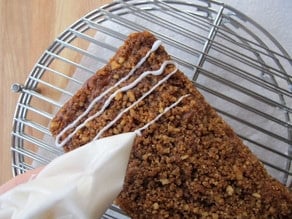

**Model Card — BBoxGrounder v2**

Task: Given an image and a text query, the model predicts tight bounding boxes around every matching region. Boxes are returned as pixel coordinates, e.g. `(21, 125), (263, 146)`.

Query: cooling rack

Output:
(11, 0), (292, 218)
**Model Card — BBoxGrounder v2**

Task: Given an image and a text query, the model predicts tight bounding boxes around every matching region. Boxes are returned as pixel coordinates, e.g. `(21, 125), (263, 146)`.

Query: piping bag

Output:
(0, 132), (136, 219)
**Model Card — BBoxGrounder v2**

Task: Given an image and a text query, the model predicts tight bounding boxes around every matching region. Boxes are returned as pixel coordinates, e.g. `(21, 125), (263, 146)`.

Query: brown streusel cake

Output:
(50, 31), (292, 218)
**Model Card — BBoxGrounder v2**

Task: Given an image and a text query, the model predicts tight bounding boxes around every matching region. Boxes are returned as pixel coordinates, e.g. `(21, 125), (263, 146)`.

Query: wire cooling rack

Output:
(11, 0), (292, 217)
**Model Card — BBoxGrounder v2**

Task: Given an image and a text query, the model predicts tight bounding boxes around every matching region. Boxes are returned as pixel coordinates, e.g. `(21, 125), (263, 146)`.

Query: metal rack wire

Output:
(11, 0), (292, 217)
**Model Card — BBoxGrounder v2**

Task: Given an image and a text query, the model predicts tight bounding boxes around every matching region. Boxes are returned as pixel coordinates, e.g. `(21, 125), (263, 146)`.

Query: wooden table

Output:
(0, 0), (111, 185)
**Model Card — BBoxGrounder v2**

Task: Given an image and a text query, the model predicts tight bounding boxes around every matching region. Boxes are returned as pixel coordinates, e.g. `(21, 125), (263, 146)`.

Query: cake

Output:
(50, 31), (292, 218)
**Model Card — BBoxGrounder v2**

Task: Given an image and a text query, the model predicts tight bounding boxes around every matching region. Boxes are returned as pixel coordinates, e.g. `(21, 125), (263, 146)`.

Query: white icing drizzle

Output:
(93, 61), (178, 140)
(55, 40), (162, 148)
(135, 94), (189, 136)
(55, 39), (187, 149)
(57, 60), (177, 147)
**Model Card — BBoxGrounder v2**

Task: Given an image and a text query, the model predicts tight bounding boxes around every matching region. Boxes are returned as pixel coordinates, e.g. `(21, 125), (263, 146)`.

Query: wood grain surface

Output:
(0, 0), (112, 185)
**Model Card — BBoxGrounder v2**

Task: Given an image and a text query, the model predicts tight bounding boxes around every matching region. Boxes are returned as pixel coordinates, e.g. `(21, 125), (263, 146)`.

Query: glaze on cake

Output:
(50, 31), (292, 218)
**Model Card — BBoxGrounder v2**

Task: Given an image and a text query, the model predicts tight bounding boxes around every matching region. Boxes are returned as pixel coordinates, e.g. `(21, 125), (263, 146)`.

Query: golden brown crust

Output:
(50, 31), (292, 218)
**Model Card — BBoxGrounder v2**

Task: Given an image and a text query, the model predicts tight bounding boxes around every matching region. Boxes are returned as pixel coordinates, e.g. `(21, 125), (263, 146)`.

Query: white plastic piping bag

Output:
(0, 132), (136, 219)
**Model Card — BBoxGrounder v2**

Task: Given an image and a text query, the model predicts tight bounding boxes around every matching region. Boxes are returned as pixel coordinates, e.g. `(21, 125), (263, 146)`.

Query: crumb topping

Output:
(50, 31), (292, 218)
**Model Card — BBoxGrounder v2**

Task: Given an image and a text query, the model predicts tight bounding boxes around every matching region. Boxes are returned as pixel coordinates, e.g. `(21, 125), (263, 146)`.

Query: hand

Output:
(0, 167), (44, 195)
